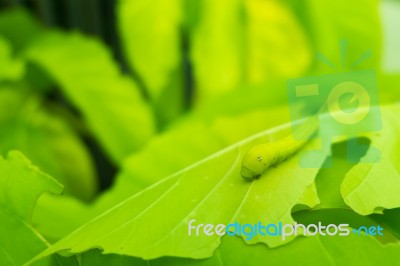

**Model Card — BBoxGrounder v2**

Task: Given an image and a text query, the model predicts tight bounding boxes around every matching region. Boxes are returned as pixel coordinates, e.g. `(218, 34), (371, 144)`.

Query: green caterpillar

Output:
(241, 85), (369, 180)
(240, 135), (308, 180)
(240, 113), (320, 181)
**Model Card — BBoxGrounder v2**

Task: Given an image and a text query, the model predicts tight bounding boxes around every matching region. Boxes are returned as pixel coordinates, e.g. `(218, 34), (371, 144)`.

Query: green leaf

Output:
(117, 0), (183, 101)
(294, 208), (400, 244)
(0, 8), (53, 92)
(302, 0), (381, 72)
(0, 85), (97, 202)
(116, 106), (290, 193)
(0, 37), (24, 81)
(39, 113), (98, 201)
(24, 32), (156, 162)
(314, 137), (369, 210)
(30, 105), (400, 262)
(341, 105), (400, 215)
(379, 73), (400, 104)
(190, 0), (311, 104)
(33, 193), (92, 244)
(80, 207), (400, 265)
(0, 8), (44, 53)
(244, 0), (311, 84)
(29, 107), (292, 241)
(152, 66), (186, 128)
(29, 119), (327, 261)
(0, 151), (77, 266)
(190, 0), (244, 102)
(80, 233), (400, 266)
(371, 208), (400, 240)
(195, 81), (290, 120)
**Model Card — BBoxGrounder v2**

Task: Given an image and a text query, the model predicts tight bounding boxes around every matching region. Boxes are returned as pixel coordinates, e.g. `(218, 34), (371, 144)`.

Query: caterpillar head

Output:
(241, 143), (276, 180)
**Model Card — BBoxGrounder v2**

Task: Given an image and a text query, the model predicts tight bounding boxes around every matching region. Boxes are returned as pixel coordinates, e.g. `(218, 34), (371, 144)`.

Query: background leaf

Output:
(0, 37), (24, 81)
(342, 105), (400, 215)
(118, 0), (183, 101)
(25, 32), (156, 162)
(0, 46), (96, 201)
(0, 151), (77, 266)
(189, 0), (244, 103)
(300, 0), (381, 72)
(244, 0), (311, 84)
(0, 8), (44, 53)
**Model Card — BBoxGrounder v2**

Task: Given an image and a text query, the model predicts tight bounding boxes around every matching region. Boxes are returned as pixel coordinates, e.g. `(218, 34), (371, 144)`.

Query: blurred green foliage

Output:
(0, 0), (399, 265)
